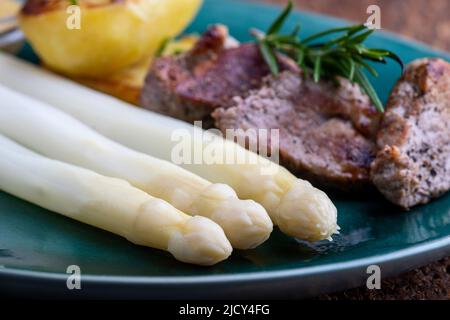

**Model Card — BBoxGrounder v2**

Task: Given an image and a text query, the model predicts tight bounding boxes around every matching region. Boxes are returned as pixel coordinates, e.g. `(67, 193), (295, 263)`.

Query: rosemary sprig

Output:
(255, 0), (403, 112)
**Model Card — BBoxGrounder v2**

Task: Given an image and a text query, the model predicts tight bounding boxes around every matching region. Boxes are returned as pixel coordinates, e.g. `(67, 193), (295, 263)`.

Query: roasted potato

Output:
(19, 0), (202, 77)
(70, 35), (198, 104)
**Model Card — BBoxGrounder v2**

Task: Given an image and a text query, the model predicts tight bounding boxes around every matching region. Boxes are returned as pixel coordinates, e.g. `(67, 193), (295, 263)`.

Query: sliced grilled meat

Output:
(141, 24), (297, 126)
(213, 71), (381, 190)
(371, 58), (450, 208)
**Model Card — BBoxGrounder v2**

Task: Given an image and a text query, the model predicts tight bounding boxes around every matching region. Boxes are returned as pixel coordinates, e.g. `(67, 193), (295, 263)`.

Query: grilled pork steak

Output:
(371, 58), (450, 208)
(213, 71), (381, 190)
(141, 24), (297, 126)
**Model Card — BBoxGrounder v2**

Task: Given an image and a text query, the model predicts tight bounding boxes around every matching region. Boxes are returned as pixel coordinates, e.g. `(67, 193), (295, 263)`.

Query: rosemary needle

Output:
(255, 0), (403, 112)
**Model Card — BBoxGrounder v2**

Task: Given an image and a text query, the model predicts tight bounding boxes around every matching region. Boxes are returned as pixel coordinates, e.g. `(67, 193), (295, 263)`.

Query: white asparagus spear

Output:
(0, 53), (338, 241)
(0, 85), (272, 249)
(0, 134), (232, 265)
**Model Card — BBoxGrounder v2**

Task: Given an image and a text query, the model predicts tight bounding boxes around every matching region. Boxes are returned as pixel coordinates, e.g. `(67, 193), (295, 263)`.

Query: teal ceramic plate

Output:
(1, 0), (450, 299)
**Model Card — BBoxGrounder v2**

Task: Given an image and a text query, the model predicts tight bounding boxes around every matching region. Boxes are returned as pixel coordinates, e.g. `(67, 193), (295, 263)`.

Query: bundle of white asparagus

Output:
(0, 85), (273, 250)
(0, 134), (232, 266)
(0, 52), (339, 241)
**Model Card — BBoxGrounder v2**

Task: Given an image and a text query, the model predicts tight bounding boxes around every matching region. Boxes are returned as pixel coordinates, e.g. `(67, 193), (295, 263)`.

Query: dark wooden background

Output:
(260, 0), (450, 51)
(252, 0), (450, 300)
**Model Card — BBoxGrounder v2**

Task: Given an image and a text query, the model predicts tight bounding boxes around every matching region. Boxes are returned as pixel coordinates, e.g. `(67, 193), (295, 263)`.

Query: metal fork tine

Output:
(0, 15), (17, 24)
(0, 16), (18, 36)
(0, 11), (23, 53)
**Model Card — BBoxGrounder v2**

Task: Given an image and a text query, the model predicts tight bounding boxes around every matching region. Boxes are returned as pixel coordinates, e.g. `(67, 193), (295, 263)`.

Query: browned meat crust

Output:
(213, 71), (380, 190)
(141, 24), (297, 127)
(371, 58), (450, 208)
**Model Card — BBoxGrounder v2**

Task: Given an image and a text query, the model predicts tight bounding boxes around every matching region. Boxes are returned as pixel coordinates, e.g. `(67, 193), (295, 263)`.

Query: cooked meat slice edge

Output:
(213, 71), (379, 190)
(141, 24), (297, 127)
(371, 58), (450, 208)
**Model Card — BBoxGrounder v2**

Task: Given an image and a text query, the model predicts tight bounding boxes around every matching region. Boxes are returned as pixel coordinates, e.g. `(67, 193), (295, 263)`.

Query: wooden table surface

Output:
(254, 0), (450, 300)
(260, 0), (450, 51)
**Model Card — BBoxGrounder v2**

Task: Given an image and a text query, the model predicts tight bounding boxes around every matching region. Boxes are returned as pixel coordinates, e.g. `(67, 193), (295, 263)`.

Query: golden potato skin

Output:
(20, 0), (202, 77)
(69, 35), (199, 105)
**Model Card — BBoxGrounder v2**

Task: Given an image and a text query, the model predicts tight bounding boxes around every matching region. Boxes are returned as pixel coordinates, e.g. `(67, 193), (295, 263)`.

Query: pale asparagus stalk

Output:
(0, 134), (232, 265)
(0, 85), (272, 249)
(0, 53), (339, 241)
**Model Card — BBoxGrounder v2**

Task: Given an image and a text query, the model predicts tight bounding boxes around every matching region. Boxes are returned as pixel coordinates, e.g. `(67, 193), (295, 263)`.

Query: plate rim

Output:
(2, 0), (450, 291)
(1, 237), (449, 285)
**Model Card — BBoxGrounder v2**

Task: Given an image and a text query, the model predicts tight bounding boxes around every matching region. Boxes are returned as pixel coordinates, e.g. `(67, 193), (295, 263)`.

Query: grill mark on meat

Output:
(371, 58), (450, 208)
